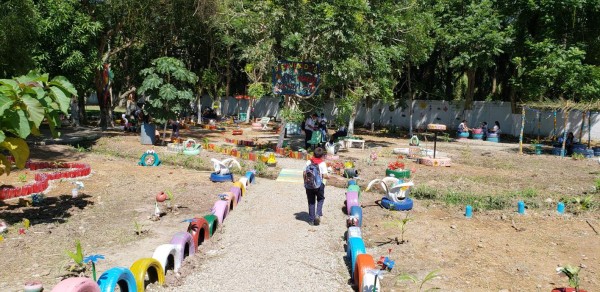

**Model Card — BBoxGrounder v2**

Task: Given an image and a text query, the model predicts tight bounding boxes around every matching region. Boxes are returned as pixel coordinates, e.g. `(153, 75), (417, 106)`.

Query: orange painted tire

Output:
(187, 217), (210, 246)
(51, 277), (100, 292)
(233, 181), (246, 196)
(354, 254), (376, 289)
(130, 258), (165, 292)
(222, 192), (237, 210)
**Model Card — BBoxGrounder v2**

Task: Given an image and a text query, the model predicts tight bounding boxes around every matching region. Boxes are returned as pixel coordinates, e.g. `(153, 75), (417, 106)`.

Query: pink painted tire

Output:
(222, 192), (238, 211)
(187, 217), (210, 245)
(51, 277), (100, 292)
(211, 200), (229, 224)
(229, 187), (242, 203)
(169, 232), (195, 259)
(346, 191), (359, 214)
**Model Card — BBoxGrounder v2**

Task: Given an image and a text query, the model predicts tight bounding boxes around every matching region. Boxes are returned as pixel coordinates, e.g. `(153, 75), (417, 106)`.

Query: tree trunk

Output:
(276, 95), (292, 148)
(348, 103), (358, 136)
(78, 93), (87, 125)
(408, 64), (414, 137)
(246, 98), (252, 123)
(197, 95), (202, 124)
(162, 122), (168, 143)
(491, 71), (497, 96)
(465, 68), (476, 110)
(70, 95), (80, 127)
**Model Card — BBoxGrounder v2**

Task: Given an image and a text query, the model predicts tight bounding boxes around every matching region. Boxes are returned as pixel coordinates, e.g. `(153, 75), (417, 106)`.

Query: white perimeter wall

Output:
(201, 96), (600, 140)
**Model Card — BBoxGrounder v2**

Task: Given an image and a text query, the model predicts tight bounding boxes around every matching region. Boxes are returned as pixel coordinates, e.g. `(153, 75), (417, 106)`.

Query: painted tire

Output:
(97, 267), (137, 292)
(381, 196), (413, 211)
(238, 177), (249, 188)
(347, 237), (366, 278)
(203, 214), (219, 237)
(361, 270), (382, 292)
(349, 206), (363, 227)
(347, 180), (357, 186)
(457, 132), (469, 138)
(222, 192), (238, 210)
(233, 181), (246, 196)
(51, 277), (100, 292)
(211, 200), (229, 224)
(183, 149), (200, 156)
(130, 258), (165, 292)
(252, 123), (262, 127)
(343, 168), (358, 178)
(347, 185), (361, 199)
(346, 191), (359, 215)
(472, 133), (483, 140)
(346, 226), (362, 243)
(187, 218), (210, 246)
(354, 254), (376, 289)
(151, 244), (182, 274)
(210, 173), (234, 183)
(170, 231), (195, 257)
(229, 187), (242, 204)
(385, 169), (411, 179)
(245, 171), (255, 184)
(487, 136), (499, 143)
(138, 153), (160, 167)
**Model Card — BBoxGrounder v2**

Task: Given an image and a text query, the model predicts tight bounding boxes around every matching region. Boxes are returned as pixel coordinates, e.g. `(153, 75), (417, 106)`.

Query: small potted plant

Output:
(386, 159), (411, 179)
(553, 265), (587, 292)
(531, 138), (543, 155)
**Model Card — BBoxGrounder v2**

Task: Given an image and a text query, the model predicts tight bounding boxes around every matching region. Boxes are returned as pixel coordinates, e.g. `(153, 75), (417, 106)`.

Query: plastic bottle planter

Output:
(152, 244), (182, 274)
(138, 151), (161, 166)
(347, 237), (366, 278)
(97, 266), (137, 292)
(385, 169), (410, 179)
(381, 197), (414, 211)
(130, 258), (165, 292)
(23, 281), (43, 292)
(50, 277), (100, 292)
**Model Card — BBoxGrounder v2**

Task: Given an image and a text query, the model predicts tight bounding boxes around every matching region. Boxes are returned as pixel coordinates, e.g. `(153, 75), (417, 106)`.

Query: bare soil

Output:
(0, 123), (598, 291)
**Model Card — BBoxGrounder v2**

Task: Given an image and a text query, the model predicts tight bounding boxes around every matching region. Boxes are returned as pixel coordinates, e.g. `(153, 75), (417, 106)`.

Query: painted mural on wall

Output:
(272, 60), (320, 96)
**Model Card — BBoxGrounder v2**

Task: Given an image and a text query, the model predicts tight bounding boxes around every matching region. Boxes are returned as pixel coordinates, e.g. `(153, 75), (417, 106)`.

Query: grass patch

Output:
(412, 185), (535, 211)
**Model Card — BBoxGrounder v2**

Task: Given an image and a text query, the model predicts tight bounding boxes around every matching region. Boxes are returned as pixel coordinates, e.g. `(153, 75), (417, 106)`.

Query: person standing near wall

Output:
(304, 113), (317, 149)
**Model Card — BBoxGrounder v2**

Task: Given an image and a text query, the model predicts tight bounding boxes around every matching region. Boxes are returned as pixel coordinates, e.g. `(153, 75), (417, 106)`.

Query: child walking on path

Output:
(303, 147), (328, 226)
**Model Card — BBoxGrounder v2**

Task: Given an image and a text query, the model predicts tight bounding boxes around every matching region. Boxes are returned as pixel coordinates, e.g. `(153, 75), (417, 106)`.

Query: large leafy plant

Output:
(0, 71), (75, 176)
(138, 57), (198, 140)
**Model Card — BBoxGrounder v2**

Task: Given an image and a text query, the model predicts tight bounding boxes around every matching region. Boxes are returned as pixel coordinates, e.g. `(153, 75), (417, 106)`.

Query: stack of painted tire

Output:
(457, 132), (469, 139)
(471, 128), (483, 140)
(343, 184), (381, 292)
(385, 168), (410, 179)
(487, 133), (499, 143)
(50, 171), (257, 292)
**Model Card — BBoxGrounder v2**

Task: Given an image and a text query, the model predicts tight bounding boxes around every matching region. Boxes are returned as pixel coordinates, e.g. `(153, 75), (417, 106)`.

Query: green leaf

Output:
(49, 86), (70, 113)
(0, 130), (4, 143)
(397, 274), (418, 284)
(21, 95), (45, 126)
(0, 137), (29, 169)
(5, 110), (31, 138)
(0, 94), (13, 116)
(159, 84), (177, 100)
(49, 76), (77, 96)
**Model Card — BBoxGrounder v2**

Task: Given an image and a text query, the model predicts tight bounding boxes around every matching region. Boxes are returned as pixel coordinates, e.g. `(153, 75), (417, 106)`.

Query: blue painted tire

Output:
(347, 237), (366, 278)
(245, 171), (255, 184)
(487, 136), (499, 143)
(210, 172), (234, 182)
(487, 133), (498, 138)
(97, 267), (137, 292)
(138, 153), (161, 166)
(381, 197), (413, 211)
(552, 147), (565, 156)
(457, 132), (469, 138)
(593, 147), (600, 156)
(349, 206), (363, 227)
(472, 133), (483, 140)
(347, 180), (357, 186)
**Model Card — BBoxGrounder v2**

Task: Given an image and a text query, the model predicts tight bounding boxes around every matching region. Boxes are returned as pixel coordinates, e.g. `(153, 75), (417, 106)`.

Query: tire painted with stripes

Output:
(151, 244), (181, 274)
(130, 258), (165, 292)
(211, 200), (229, 224)
(187, 217), (210, 245)
(381, 197), (413, 211)
(346, 227), (362, 244)
(347, 237), (366, 278)
(346, 191), (359, 214)
(51, 277), (100, 292)
(349, 206), (363, 227)
(354, 254), (376, 289)
(170, 231), (195, 258)
(361, 270), (382, 292)
(229, 187), (242, 204)
(210, 173), (234, 183)
(97, 267), (137, 292)
(347, 185), (361, 199)
(233, 181), (246, 196)
(203, 214), (218, 237)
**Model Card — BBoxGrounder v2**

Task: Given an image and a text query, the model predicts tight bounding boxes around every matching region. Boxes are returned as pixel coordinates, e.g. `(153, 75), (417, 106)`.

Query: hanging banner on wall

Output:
(272, 60), (320, 96)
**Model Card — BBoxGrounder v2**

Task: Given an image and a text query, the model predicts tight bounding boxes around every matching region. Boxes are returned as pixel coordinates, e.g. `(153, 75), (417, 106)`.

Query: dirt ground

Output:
(0, 122), (598, 291)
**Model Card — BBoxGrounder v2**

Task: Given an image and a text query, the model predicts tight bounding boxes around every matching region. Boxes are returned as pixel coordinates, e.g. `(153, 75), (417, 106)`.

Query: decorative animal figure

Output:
(366, 177), (414, 203)
(211, 158), (241, 175)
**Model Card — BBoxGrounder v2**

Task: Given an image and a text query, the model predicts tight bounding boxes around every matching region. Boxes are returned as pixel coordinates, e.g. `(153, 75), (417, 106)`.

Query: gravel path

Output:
(162, 158), (352, 291)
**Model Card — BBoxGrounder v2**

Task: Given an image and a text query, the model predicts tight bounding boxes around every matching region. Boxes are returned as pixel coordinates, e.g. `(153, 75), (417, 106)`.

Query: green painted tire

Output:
(385, 169), (410, 179)
(203, 214), (219, 237)
(347, 185), (361, 199)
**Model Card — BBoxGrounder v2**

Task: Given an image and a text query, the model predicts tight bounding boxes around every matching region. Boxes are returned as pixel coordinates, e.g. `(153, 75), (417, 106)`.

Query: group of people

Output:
(302, 113), (347, 149)
(458, 120), (501, 139)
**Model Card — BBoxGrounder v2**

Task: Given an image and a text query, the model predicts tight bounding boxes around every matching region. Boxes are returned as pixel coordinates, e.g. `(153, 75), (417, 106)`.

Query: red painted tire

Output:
(346, 191), (359, 214)
(354, 254), (376, 289)
(169, 232), (195, 258)
(51, 277), (100, 292)
(187, 217), (210, 246)
(211, 200), (229, 224)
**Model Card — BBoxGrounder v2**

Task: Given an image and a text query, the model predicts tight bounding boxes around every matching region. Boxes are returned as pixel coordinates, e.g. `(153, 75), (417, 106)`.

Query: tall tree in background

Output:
(0, 0), (38, 77)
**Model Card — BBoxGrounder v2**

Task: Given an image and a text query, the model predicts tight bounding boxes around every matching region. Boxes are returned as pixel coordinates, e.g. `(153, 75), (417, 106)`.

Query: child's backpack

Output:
(303, 163), (322, 189)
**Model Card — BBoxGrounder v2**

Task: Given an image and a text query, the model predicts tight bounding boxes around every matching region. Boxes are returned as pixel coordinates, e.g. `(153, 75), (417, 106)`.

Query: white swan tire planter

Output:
(97, 267), (137, 292)
(50, 277), (100, 292)
(152, 244), (182, 274)
(381, 197), (414, 211)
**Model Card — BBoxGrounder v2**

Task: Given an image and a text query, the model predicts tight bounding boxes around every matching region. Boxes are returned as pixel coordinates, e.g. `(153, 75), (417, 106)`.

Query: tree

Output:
(0, 71), (75, 176)
(137, 57), (198, 141)
(0, 0), (38, 77)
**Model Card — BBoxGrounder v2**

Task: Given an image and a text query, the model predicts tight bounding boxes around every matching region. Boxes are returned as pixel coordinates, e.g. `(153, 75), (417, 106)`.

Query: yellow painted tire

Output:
(130, 258), (165, 292)
(233, 181), (246, 196)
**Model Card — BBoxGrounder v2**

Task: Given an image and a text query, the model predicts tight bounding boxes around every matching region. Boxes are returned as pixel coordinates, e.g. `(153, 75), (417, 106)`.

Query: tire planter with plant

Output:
(385, 169), (410, 179)
(130, 258), (165, 291)
(210, 172), (234, 183)
(138, 152), (161, 166)
(97, 267), (138, 292)
(381, 197), (414, 211)
(50, 277), (100, 292)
